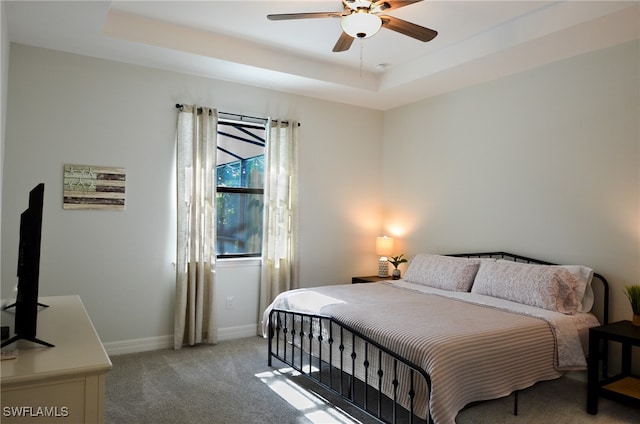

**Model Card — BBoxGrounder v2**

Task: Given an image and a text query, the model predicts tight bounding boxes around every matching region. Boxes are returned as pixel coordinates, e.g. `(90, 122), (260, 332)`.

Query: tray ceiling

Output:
(5, 1), (639, 110)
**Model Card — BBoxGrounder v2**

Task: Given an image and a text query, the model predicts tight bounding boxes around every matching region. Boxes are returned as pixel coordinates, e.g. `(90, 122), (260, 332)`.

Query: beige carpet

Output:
(105, 336), (638, 424)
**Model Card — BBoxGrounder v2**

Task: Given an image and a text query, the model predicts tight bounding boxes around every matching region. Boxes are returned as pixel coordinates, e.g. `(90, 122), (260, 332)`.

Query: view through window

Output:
(216, 119), (266, 258)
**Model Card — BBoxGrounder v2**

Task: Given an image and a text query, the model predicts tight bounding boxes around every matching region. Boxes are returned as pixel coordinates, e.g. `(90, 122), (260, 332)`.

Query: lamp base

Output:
(378, 259), (389, 278)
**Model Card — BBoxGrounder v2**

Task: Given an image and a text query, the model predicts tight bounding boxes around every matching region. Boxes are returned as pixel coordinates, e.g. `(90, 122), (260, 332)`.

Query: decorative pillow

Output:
(579, 285), (595, 313)
(403, 254), (481, 292)
(497, 260), (594, 312)
(559, 265), (594, 312)
(472, 261), (580, 314)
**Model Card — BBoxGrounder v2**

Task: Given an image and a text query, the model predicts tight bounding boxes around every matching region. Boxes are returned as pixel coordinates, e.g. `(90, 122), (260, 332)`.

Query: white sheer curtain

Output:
(174, 105), (218, 349)
(259, 119), (299, 327)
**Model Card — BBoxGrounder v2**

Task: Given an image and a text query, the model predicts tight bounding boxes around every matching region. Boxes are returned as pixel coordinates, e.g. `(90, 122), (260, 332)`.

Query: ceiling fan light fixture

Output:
(341, 11), (382, 39)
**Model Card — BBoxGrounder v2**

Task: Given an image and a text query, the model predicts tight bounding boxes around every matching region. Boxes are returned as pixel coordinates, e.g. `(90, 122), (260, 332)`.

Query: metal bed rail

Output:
(268, 308), (432, 424)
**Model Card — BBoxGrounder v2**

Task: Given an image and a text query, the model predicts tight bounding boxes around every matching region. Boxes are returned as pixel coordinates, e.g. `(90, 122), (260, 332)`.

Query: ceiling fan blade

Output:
(267, 12), (343, 21)
(372, 0), (423, 13)
(332, 32), (354, 52)
(381, 15), (437, 42)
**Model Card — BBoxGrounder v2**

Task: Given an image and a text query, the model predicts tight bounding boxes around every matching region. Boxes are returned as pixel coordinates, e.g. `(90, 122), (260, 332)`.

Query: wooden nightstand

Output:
(351, 276), (390, 284)
(587, 320), (640, 414)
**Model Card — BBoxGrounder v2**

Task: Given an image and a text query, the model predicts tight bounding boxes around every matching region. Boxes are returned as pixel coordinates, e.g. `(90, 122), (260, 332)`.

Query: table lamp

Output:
(376, 236), (394, 278)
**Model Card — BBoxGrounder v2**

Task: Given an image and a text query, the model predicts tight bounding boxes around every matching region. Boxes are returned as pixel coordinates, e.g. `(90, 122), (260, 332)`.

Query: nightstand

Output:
(587, 320), (640, 414)
(351, 276), (390, 284)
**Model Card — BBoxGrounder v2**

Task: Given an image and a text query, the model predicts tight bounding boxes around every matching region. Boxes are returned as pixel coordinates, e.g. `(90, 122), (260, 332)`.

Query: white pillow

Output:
(472, 261), (580, 314)
(560, 265), (594, 312)
(404, 254), (481, 292)
(497, 260), (594, 312)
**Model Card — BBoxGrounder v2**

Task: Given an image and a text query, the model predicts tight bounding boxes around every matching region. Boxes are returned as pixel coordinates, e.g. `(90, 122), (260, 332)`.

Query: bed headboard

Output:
(447, 251), (609, 324)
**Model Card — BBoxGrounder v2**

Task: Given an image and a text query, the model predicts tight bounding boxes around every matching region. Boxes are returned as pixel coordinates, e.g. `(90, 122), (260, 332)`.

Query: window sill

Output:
(216, 257), (261, 268)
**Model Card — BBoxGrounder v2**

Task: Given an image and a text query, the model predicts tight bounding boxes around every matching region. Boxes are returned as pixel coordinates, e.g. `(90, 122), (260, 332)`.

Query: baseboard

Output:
(218, 324), (260, 341)
(104, 324), (260, 356)
(104, 335), (174, 356)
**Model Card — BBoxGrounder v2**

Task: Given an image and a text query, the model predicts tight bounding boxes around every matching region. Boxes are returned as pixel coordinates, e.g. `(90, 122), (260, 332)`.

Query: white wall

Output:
(383, 40), (640, 326)
(3, 39), (638, 354)
(1, 44), (384, 347)
(0, 1), (9, 281)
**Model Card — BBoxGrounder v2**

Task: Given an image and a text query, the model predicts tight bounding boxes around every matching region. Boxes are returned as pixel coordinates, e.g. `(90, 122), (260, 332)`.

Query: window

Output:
(216, 119), (266, 258)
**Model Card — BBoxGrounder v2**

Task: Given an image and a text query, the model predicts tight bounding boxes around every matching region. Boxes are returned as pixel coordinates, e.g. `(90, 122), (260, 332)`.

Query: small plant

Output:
(624, 285), (640, 315)
(388, 254), (408, 269)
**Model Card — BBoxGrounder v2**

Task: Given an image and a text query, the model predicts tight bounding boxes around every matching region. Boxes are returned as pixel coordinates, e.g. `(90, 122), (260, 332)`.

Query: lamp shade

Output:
(376, 236), (394, 257)
(341, 11), (382, 39)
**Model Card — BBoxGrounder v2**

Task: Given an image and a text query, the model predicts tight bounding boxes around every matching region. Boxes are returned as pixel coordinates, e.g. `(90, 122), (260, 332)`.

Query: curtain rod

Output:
(175, 104), (300, 127)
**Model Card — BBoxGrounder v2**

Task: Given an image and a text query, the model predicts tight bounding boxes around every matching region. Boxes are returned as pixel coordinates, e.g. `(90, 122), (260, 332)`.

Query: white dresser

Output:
(1, 296), (112, 423)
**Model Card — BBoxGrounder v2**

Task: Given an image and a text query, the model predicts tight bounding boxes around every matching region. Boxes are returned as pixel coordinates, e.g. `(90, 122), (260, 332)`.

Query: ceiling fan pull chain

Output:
(359, 38), (364, 78)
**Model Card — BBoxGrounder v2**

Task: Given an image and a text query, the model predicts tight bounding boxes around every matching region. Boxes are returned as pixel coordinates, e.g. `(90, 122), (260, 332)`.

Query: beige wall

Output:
(0, 1), (8, 280)
(1, 44), (384, 346)
(2, 39), (639, 352)
(383, 40), (640, 326)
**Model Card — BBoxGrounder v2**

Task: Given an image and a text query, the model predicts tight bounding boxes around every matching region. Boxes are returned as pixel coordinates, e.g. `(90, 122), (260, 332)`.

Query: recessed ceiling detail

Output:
(6, 1), (639, 110)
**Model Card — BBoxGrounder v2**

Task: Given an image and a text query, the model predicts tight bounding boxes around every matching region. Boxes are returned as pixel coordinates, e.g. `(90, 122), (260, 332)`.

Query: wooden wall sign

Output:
(63, 165), (126, 210)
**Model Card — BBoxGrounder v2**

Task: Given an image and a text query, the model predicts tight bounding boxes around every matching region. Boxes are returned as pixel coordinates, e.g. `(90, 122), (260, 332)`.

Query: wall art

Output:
(63, 164), (126, 210)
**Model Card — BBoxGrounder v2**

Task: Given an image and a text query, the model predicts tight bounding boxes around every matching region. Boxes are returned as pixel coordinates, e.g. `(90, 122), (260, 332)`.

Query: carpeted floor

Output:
(105, 336), (638, 424)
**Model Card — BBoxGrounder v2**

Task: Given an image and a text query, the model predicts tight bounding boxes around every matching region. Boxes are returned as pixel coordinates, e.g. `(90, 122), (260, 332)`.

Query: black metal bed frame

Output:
(267, 252), (610, 424)
(268, 309), (431, 423)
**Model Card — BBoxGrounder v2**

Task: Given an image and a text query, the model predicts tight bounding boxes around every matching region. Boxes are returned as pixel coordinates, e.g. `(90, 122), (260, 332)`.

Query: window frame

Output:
(215, 118), (266, 259)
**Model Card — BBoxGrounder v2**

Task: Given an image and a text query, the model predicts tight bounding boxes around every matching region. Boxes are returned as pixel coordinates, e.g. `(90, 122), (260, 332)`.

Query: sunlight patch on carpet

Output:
(256, 367), (364, 424)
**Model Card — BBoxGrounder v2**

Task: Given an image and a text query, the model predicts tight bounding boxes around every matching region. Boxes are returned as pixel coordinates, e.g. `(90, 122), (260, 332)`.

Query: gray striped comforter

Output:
(264, 281), (598, 424)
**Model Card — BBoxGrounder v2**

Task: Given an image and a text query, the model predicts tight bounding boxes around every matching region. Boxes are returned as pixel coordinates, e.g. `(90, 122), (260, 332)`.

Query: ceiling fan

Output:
(267, 0), (438, 52)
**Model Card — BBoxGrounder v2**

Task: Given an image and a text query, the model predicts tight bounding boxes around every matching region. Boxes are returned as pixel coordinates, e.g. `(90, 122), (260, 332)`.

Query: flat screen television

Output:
(1, 183), (53, 348)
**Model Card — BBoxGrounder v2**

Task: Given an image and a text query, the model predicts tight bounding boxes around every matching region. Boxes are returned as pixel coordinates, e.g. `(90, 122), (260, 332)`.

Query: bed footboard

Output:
(268, 308), (432, 424)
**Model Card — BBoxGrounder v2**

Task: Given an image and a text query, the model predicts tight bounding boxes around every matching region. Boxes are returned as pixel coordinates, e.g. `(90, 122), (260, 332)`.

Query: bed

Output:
(264, 252), (609, 424)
